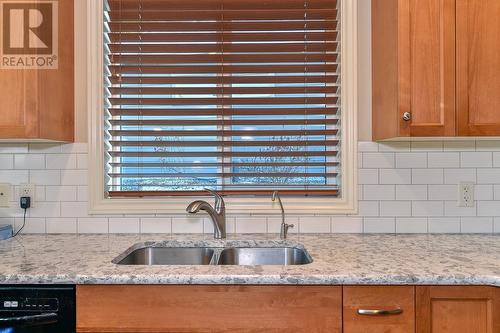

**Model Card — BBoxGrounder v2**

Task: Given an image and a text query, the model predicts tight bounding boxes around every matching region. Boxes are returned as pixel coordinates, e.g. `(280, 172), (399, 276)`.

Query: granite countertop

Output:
(0, 234), (499, 286)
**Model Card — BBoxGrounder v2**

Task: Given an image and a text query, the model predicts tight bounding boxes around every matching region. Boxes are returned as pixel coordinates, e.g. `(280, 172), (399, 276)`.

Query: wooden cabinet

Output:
(343, 286), (415, 333)
(76, 285), (499, 333)
(76, 285), (342, 333)
(416, 286), (500, 333)
(372, 0), (500, 139)
(0, 0), (74, 142)
(456, 0), (500, 136)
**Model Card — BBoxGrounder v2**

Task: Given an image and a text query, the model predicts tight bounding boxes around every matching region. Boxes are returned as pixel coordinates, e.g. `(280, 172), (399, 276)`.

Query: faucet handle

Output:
(204, 188), (225, 213)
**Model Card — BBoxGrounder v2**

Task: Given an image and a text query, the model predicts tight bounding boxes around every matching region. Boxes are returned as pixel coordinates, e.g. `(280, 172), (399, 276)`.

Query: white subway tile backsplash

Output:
(140, 217), (172, 233)
(0, 155), (14, 169)
(428, 217), (461, 233)
(331, 217), (363, 233)
(29, 202), (60, 218)
(15, 217), (45, 234)
(357, 201), (379, 216)
(362, 153), (395, 168)
(0, 144), (28, 154)
(363, 185), (395, 200)
(396, 217), (428, 233)
(379, 169), (411, 184)
(77, 217), (109, 233)
(61, 170), (88, 186)
(477, 201), (500, 217)
(444, 168), (476, 184)
(46, 218), (77, 233)
(298, 216), (331, 233)
(428, 185), (456, 201)
(0, 170), (29, 184)
(46, 186), (77, 202)
(172, 216), (204, 233)
(460, 152), (492, 168)
(412, 201), (443, 217)
(380, 201), (411, 216)
(46, 154), (77, 169)
(30, 170), (60, 185)
(235, 217), (267, 234)
(14, 154), (45, 169)
(477, 169), (500, 184)
(460, 217), (493, 233)
(0, 141), (499, 234)
(363, 218), (395, 233)
(412, 169), (443, 184)
(395, 153), (427, 168)
(60, 202), (88, 217)
(358, 169), (378, 184)
(428, 153), (459, 168)
(109, 218), (140, 233)
(396, 185), (427, 200)
(444, 201), (476, 217)
(476, 184), (494, 201)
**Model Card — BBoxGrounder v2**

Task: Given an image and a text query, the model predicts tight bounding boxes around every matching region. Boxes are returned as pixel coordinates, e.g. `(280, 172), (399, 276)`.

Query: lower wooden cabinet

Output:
(76, 285), (499, 333)
(76, 285), (342, 333)
(343, 286), (415, 333)
(416, 286), (500, 333)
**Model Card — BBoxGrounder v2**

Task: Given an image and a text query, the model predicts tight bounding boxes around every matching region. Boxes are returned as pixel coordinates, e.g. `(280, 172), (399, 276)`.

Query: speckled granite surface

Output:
(0, 234), (498, 286)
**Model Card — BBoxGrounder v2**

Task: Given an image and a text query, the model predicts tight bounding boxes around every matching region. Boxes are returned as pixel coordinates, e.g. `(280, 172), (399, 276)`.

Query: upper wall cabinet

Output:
(372, 0), (500, 140)
(0, 0), (74, 142)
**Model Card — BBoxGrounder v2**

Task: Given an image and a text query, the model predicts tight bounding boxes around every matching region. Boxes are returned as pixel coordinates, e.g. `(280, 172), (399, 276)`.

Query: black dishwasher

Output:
(0, 285), (75, 333)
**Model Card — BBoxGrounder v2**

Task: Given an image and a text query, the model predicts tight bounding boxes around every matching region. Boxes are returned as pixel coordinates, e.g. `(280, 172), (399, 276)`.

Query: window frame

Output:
(87, 0), (358, 215)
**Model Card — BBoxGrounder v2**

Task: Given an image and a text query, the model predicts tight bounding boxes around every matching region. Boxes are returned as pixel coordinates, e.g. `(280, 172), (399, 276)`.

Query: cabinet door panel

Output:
(457, 0), (500, 135)
(343, 286), (415, 333)
(416, 286), (500, 333)
(403, 0), (456, 137)
(76, 285), (342, 333)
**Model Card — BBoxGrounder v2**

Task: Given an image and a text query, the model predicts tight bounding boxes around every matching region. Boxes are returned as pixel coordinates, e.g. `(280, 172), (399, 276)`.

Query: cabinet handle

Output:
(402, 112), (411, 121)
(357, 308), (403, 316)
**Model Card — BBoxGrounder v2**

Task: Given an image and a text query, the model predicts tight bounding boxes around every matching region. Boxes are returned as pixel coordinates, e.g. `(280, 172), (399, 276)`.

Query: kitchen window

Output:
(88, 0), (357, 214)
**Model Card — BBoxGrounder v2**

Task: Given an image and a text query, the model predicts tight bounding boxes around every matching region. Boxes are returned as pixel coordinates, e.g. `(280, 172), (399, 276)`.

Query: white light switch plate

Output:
(0, 184), (11, 207)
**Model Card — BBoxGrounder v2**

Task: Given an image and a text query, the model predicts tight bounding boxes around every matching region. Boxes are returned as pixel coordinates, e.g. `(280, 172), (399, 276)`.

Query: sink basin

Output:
(115, 247), (215, 265)
(217, 247), (312, 265)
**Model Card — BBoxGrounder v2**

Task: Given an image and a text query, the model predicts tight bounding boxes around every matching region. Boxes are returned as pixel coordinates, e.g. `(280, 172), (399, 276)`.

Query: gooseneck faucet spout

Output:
(186, 189), (226, 239)
(272, 191), (294, 239)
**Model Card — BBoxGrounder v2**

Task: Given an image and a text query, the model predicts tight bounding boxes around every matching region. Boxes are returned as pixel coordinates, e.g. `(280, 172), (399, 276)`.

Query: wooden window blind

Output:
(104, 0), (340, 197)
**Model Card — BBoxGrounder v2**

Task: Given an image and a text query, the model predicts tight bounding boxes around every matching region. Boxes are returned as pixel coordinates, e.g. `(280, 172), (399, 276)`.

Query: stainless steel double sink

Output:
(113, 244), (312, 266)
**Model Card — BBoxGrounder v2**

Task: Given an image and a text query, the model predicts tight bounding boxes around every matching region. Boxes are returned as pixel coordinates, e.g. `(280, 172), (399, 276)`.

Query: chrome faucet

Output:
(186, 189), (226, 239)
(272, 191), (294, 239)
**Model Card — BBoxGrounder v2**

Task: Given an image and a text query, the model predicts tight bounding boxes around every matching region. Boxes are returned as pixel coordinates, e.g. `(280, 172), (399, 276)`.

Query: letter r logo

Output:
(2, 2), (54, 55)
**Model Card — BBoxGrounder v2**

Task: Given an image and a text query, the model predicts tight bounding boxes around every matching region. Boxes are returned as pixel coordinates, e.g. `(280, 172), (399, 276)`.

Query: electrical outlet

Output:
(0, 183), (10, 207)
(458, 182), (474, 207)
(19, 183), (35, 207)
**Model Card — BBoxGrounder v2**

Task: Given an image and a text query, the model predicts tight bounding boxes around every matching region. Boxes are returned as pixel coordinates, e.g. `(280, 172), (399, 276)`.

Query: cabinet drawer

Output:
(343, 286), (415, 333)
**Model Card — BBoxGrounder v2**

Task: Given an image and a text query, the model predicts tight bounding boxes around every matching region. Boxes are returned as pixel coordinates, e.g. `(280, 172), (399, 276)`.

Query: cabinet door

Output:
(416, 286), (500, 333)
(456, 0), (500, 136)
(401, 0), (456, 137)
(343, 286), (415, 333)
(76, 285), (342, 333)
